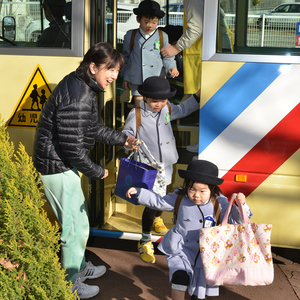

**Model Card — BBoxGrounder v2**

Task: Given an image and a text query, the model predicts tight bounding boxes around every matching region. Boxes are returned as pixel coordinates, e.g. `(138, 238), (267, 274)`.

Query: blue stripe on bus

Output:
(199, 62), (284, 153)
(90, 228), (124, 239)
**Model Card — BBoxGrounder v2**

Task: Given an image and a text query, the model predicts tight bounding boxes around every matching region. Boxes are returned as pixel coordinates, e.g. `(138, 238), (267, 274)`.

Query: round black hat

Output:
(138, 76), (177, 99)
(133, 0), (165, 18)
(178, 160), (224, 185)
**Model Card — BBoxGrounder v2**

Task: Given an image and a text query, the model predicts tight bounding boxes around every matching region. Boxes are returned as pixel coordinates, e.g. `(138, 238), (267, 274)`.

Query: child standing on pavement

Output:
(122, 0), (179, 108)
(122, 76), (200, 264)
(126, 159), (253, 300)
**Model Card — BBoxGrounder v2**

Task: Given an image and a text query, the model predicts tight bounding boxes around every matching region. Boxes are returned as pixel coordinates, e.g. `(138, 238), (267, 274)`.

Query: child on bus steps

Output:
(126, 159), (253, 300)
(122, 76), (200, 264)
(122, 0), (179, 108)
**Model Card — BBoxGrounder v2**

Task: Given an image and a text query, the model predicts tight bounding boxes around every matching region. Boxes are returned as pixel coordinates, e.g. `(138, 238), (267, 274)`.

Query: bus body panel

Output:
(199, 60), (300, 249)
(2, 56), (81, 155)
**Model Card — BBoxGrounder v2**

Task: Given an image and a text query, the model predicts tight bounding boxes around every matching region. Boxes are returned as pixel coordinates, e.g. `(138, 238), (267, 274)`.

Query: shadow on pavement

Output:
(272, 246), (300, 264)
(85, 248), (146, 300)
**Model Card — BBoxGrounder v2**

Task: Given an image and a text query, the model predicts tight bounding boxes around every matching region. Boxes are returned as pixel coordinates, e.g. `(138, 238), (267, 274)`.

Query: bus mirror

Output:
(2, 16), (16, 41)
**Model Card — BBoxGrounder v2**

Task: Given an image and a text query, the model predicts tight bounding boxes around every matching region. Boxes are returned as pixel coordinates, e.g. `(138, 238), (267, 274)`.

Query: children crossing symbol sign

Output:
(7, 64), (52, 129)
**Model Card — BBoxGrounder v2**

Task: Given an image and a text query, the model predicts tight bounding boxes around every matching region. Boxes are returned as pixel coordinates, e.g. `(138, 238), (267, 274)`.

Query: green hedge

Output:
(0, 117), (75, 299)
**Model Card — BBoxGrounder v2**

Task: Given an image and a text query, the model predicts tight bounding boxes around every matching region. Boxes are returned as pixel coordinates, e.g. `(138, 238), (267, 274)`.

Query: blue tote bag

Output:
(129, 141), (166, 197)
(114, 157), (158, 205)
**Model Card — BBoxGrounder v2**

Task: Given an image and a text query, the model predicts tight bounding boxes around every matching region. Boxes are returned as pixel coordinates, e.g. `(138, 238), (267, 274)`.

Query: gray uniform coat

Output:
(122, 96), (199, 169)
(136, 188), (253, 299)
(122, 28), (177, 85)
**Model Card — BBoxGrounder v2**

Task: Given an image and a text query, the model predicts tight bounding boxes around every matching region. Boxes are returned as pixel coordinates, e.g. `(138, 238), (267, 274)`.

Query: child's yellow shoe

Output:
(153, 217), (168, 234)
(138, 241), (155, 263)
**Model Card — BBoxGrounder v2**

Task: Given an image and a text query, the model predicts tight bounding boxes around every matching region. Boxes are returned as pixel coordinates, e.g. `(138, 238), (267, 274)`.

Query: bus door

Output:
(199, 0), (300, 249)
(87, 0), (121, 231)
(90, 0), (200, 241)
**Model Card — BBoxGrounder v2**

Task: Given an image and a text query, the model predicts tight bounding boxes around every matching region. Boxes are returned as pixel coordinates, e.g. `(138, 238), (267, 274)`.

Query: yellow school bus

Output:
(0, 0), (196, 243)
(1, 0), (300, 249)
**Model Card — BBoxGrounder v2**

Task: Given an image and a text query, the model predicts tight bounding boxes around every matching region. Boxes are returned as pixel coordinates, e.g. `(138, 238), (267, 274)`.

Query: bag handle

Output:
(125, 150), (140, 168)
(131, 140), (158, 165)
(221, 193), (249, 226)
(140, 140), (158, 164)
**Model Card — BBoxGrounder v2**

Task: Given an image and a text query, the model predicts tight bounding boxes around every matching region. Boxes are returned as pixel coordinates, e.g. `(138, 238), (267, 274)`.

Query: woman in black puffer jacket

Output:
(33, 42), (137, 299)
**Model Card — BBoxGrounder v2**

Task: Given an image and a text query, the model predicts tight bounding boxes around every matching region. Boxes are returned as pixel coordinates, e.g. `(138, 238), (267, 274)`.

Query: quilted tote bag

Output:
(114, 156), (157, 205)
(199, 194), (274, 286)
(129, 140), (166, 197)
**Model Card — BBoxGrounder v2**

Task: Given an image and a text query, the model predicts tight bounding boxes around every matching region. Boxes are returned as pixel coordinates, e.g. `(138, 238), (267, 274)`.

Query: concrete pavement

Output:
(272, 247), (300, 299)
(84, 237), (300, 300)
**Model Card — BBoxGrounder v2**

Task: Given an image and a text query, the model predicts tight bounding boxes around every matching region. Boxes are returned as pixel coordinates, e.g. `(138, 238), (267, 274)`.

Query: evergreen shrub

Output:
(0, 117), (75, 299)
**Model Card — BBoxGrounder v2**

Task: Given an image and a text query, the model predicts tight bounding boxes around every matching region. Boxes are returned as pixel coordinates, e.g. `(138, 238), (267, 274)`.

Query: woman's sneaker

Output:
(72, 279), (99, 299)
(76, 261), (107, 282)
(153, 217), (168, 234)
(138, 240), (155, 263)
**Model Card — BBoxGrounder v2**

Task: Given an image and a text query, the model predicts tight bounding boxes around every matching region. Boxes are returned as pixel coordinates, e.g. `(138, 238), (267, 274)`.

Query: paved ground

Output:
(84, 236), (300, 300)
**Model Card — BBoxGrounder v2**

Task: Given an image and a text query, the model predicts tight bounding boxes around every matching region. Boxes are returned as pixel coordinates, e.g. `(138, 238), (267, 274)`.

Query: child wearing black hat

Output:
(126, 159), (253, 300)
(122, 76), (200, 264)
(122, 0), (179, 108)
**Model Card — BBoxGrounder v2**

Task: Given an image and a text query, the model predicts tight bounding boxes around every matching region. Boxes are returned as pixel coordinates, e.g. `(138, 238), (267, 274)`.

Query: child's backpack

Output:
(130, 29), (164, 52)
(173, 193), (221, 225)
(134, 102), (171, 136)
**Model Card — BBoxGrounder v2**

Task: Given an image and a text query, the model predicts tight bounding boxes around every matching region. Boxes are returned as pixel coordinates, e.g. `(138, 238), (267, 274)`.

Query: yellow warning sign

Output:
(7, 64), (52, 129)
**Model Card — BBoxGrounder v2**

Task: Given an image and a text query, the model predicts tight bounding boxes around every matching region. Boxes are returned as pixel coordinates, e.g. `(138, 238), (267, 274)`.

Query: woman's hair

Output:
(78, 42), (124, 83)
(178, 179), (223, 202)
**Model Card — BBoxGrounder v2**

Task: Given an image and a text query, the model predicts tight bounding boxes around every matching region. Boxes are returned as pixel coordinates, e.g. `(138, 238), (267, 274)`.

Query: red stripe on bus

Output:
(155, 236), (164, 243)
(221, 103), (300, 198)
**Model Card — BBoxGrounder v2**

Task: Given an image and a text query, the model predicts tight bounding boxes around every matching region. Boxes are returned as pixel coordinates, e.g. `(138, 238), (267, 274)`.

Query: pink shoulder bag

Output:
(199, 194), (274, 286)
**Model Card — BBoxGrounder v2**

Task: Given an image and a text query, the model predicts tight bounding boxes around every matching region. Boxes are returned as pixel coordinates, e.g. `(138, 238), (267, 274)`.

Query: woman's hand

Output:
(235, 192), (246, 205)
(161, 44), (180, 58)
(101, 169), (109, 179)
(126, 187), (137, 198)
(124, 136), (141, 150)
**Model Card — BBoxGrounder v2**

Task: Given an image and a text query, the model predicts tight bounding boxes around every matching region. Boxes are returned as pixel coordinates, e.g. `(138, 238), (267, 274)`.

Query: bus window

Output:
(0, 0), (84, 57)
(216, 0), (300, 55)
(36, 0), (71, 48)
(217, 2), (234, 53)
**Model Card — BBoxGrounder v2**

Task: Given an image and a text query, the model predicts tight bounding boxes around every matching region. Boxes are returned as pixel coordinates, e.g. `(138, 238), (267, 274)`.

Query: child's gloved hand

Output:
(126, 187), (137, 198)
(168, 68), (179, 78)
